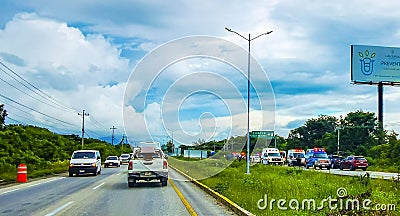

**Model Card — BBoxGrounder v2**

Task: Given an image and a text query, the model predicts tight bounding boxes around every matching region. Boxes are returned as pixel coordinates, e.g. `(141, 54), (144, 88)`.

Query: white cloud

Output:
(3, 0), (400, 143)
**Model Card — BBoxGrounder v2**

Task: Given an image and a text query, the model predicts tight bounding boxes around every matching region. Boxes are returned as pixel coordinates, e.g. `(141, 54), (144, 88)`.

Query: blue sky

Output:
(1, 0), (400, 146)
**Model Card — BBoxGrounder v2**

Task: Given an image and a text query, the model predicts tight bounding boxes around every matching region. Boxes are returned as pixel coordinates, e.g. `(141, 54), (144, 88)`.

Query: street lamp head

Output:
(267, 30), (273, 34)
(225, 27), (232, 32)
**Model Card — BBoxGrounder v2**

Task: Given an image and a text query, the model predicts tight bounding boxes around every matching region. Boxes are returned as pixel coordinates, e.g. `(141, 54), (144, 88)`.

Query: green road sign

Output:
(250, 130), (274, 139)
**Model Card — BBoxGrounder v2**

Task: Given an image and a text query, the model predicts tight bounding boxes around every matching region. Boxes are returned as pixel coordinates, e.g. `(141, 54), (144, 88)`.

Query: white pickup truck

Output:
(127, 146), (168, 187)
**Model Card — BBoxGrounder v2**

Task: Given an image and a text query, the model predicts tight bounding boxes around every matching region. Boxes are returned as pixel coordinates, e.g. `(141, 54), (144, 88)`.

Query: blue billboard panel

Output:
(351, 45), (400, 83)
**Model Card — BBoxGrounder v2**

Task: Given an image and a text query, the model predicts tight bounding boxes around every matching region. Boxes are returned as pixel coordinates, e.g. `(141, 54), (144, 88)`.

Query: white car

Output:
(119, 154), (131, 165)
(251, 155), (261, 163)
(127, 146), (168, 187)
(104, 156), (120, 168)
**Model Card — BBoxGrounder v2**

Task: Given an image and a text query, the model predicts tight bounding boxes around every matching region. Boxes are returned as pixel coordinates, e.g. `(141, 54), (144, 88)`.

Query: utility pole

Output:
(78, 110), (89, 149)
(110, 126), (117, 145)
(168, 129), (177, 155)
(337, 127), (340, 155)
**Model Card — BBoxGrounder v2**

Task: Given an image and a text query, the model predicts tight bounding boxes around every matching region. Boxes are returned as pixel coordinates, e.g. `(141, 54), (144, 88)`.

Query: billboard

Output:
(351, 45), (400, 83)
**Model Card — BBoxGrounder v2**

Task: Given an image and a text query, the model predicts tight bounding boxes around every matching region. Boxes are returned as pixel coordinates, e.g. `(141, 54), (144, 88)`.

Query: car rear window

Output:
(107, 156), (118, 160)
(355, 157), (366, 160)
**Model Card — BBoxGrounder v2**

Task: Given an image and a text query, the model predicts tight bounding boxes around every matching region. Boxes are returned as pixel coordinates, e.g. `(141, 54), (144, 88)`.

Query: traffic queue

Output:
(246, 147), (369, 171)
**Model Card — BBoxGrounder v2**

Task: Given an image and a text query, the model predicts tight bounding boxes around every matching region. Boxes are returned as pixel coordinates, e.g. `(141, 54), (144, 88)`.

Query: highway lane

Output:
(0, 166), (122, 215)
(166, 169), (236, 216)
(312, 167), (400, 180)
(0, 165), (237, 216)
(286, 163), (400, 180)
(48, 168), (235, 216)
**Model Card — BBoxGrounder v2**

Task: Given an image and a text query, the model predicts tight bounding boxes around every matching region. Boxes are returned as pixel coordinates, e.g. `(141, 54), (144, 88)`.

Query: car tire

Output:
(362, 167), (367, 171)
(69, 172), (73, 177)
(306, 165), (309, 169)
(350, 165), (355, 171)
(128, 182), (135, 188)
(327, 167), (330, 170)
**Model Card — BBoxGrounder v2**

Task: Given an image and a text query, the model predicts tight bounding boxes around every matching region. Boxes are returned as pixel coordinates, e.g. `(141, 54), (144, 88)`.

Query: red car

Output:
(339, 156), (368, 171)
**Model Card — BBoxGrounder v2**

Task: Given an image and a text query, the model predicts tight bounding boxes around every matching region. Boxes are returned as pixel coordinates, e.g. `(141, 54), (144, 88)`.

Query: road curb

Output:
(169, 165), (255, 216)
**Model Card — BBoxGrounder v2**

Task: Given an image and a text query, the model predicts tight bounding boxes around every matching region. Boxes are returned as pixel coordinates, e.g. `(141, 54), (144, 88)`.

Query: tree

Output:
(166, 140), (174, 153)
(287, 115), (338, 150)
(0, 104), (7, 129)
(339, 110), (379, 155)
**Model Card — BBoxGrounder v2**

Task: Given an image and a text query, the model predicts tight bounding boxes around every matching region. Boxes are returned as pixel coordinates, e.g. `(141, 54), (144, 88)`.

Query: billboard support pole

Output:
(378, 82), (383, 130)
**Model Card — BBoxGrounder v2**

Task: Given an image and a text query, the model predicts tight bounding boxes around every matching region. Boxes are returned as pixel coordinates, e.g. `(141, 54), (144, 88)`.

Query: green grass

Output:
(169, 158), (400, 216)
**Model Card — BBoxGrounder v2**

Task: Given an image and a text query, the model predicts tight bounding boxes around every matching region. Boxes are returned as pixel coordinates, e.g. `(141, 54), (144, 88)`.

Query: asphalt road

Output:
(306, 167), (400, 180)
(0, 166), (236, 216)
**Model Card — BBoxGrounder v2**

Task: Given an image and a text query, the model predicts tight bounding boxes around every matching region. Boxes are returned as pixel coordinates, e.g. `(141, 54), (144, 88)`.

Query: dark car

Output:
(340, 156), (368, 171)
(328, 155), (343, 169)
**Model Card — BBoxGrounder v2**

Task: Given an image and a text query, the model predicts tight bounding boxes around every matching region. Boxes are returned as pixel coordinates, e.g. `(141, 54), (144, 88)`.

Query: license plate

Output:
(144, 172), (152, 176)
(109, 163), (113, 165)
(79, 170), (85, 173)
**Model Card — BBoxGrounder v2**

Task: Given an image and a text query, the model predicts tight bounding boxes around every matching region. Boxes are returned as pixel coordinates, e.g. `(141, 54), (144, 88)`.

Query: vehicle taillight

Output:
(128, 161), (133, 170)
(163, 160), (168, 169)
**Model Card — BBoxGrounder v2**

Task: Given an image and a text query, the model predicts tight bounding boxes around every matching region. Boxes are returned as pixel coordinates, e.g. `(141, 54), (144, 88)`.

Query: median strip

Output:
(169, 178), (198, 216)
(169, 165), (254, 216)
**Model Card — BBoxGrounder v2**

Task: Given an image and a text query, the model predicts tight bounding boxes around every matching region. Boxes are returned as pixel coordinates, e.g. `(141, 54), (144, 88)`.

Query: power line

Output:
(5, 116), (23, 125)
(0, 75), (71, 112)
(0, 93), (75, 126)
(1, 100), (79, 133)
(0, 61), (78, 113)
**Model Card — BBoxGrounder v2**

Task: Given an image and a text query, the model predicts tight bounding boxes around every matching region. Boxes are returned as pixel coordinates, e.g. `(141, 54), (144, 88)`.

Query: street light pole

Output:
(225, 27), (273, 174)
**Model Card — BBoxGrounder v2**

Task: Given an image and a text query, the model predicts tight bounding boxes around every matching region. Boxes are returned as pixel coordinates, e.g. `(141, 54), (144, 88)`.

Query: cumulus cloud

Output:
(0, 12), (130, 138)
(2, 1), (400, 143)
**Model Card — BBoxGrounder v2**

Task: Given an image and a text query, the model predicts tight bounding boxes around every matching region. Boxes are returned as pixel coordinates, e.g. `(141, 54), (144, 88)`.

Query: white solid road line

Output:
(0, 188), (20, 195)
(0, 177), (66, 195)
(92, 182), (105, 190)
(28, 177), (66, 188)
(44, 201), (74, 216)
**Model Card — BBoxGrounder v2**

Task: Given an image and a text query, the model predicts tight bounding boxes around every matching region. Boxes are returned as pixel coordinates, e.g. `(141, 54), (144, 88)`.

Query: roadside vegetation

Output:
(169, 159), (400, 215)
(0, 124), (130, 183)
(174, 110), (400, 173)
